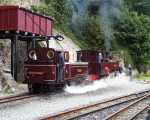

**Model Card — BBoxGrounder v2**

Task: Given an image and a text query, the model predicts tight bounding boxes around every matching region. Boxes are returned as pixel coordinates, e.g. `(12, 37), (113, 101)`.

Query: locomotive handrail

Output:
(69, 62), (88, 65)
(24, 60), (54, 64)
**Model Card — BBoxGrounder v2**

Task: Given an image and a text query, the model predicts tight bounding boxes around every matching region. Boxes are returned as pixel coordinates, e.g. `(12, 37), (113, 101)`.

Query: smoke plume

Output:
(69, 0), (89, 24)
(100, 0), (123, 51)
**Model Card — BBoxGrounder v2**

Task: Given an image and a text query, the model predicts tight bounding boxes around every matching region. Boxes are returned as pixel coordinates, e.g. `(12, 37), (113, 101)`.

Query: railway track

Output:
(41, 90), (150, 120)
(129, 105), (149, 120)
(0, 93), (37, 104)
(105, 94), (150, 120)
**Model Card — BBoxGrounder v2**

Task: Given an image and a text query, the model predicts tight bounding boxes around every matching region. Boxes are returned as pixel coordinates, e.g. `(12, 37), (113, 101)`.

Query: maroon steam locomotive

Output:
(24, 39), (120, 93)
(24, 43), (88, 93)
(77, 50), (119, 80)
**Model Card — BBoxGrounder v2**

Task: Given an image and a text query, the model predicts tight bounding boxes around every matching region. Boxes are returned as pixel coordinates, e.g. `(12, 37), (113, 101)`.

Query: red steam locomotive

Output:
(77, 50), (119, 80)
(24, 39), (120, 93)
(24, 42), (88, 93)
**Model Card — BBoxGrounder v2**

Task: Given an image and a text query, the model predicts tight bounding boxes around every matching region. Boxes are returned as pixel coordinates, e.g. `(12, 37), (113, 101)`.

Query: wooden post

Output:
(11, 39), (14, 76)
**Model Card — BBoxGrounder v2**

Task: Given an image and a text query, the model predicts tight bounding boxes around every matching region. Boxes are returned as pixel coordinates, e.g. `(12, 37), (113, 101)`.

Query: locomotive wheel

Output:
(28, 82), (40, 94)
(28, 83), (34, 94)
(66, 81), (71, 86)
(55, 84), (65, 90)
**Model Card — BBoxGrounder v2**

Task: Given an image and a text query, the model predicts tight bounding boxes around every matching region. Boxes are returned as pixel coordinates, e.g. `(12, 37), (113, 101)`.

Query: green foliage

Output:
(115, 9), (150, 72)
(125, 0), (150, 16)
(113, 48), (134, 67)
(71, 16), (105, 50)
(31, 0), (70, 28)
(0, 0), (10, 4)
(135, 73), (150, 81)
(31, 0), (105, 50)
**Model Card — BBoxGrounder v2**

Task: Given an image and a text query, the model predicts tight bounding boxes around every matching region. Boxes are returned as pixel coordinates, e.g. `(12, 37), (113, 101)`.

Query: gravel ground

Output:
(0, 74), (150, 120)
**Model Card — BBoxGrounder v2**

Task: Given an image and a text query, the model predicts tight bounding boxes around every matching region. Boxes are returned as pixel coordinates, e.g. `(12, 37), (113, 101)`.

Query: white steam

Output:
(64, 73), (134, 94)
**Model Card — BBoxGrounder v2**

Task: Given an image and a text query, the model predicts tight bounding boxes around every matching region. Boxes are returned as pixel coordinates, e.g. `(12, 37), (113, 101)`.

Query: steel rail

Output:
(40, 90), (150, 120)
(129, 105), (150, 120)
(105, 94), (150, 120)
(0, 93), (37, 104)
(0, 92), (29, 101)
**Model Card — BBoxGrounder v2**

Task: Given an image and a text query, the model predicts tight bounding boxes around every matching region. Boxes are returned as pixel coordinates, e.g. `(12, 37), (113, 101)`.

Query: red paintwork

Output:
(101, 62), (119, 73)
(77, 50), (99, 62)
(77, 50), (120, 80)
(24, 62), (88, 84)
(24, 48), (88, 85)
(24, 64), (56, 84)
(0, 6), (53, 36)
(70, 64), (88, 78)
(24, 48), (119, 87)
(88, 63), (99, 74)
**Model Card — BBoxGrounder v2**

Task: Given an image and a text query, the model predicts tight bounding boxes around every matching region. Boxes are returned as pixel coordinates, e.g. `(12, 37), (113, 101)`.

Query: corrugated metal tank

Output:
(0, 6), (53, 36)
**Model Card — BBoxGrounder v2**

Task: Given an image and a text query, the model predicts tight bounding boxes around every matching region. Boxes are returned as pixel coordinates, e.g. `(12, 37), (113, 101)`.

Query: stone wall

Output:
(0, 40), (11, 68)
(0, 39), (17, 92)
(16, 40), (27, 81)
(0, 39), (27, 81)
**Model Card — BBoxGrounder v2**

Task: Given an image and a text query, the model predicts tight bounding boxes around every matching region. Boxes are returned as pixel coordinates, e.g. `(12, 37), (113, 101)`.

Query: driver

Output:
(57, 51), (64, 82)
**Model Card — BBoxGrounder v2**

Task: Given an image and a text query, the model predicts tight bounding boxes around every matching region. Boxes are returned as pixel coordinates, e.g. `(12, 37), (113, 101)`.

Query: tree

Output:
(31, 0), (69, 27)
(115, 9), (150, 72)
(125, 0), (150, 16)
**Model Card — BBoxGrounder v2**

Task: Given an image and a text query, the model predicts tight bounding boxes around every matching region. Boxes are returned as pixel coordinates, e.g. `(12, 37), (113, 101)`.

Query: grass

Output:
(135, 73), (150, 81)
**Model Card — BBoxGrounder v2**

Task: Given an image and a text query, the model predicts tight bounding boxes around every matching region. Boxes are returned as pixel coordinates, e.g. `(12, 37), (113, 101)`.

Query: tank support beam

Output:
(11, 35), (18, 80)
